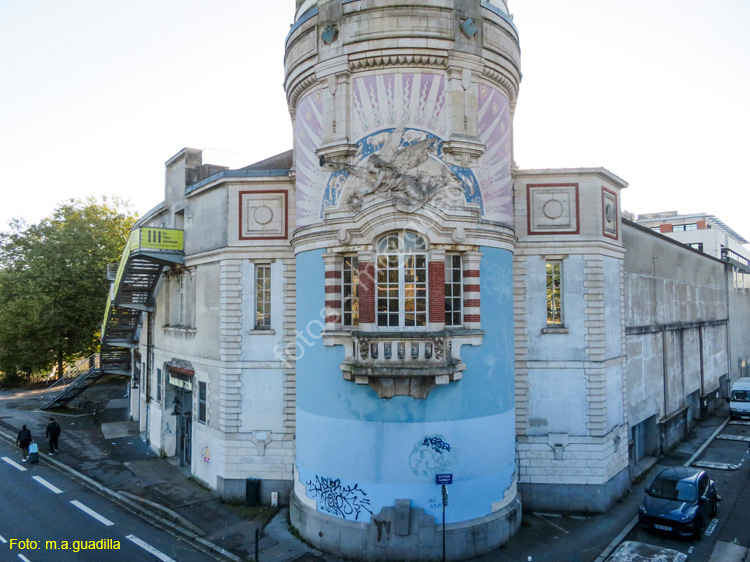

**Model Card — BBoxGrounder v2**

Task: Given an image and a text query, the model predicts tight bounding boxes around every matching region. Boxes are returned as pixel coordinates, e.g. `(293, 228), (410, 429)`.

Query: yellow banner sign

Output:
(134, 228), (184, 252)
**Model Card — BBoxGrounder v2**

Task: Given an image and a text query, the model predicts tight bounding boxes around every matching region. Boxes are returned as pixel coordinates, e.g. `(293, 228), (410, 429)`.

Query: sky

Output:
(1, 1), (748, 238)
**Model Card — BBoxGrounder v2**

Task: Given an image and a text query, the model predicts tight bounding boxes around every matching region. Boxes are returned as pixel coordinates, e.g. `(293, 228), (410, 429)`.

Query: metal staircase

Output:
(41, 227), (184, 410)
(41, 354), (102, 410)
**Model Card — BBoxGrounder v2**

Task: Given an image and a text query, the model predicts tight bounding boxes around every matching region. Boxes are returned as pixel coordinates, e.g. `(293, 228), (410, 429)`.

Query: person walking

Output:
(46, 417), (61, 455)
(15, 425), (32, 462)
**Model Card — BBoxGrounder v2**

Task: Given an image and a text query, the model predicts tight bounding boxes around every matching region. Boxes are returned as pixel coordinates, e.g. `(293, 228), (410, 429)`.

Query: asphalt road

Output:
(624, 418), (750, 562)
(0, 439), (214, 562)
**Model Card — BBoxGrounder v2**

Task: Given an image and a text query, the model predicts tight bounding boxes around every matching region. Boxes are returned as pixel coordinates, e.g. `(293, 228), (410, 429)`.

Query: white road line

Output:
(18, 555), (31, 562)
(33, 475), (63, 494)
(70, 500), (114, 526)
(126, 534), (176, 562)
(1, 457), (28, 472)
(0, 534), (6, 543)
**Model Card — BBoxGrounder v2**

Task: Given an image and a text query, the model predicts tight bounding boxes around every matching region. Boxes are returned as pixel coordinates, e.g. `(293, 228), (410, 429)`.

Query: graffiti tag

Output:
(306, 476), (373, 521)
(409, 434), (453, 477)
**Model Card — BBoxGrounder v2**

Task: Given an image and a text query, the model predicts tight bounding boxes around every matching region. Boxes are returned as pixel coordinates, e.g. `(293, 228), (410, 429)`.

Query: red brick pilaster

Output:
(429, 260), (445, 324)
(358, 261), (375, 325)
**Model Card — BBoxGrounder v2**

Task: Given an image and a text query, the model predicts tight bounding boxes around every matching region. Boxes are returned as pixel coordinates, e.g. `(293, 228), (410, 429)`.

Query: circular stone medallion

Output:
(254, 205), (274, 225)
(543, 199), (564, 220)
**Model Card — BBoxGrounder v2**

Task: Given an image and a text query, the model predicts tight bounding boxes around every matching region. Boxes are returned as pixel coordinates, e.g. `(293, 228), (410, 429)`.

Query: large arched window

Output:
(376, 232), (427, 328)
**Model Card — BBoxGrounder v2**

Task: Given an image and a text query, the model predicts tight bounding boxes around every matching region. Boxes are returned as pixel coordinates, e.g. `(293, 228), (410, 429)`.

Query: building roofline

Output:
(514, 167), (629, 189)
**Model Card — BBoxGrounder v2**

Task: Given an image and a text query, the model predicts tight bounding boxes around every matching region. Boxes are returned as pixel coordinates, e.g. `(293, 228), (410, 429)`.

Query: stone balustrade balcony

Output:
(335, 329), (483, 399)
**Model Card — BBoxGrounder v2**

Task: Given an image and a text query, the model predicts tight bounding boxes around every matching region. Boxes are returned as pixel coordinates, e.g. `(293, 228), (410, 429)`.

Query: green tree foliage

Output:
(0, 197), (136, 382)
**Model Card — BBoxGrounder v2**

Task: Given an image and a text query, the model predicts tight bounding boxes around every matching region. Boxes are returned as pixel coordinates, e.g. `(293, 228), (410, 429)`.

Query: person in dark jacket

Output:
(46, 417), (61, 455)
(15, 425), (32, 462)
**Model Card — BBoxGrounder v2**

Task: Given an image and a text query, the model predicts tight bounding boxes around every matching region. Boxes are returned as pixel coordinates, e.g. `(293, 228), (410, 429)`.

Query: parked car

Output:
(638, 467), (718, 540)
(605, 540), (687, 562)
(728, 377), (750, 419)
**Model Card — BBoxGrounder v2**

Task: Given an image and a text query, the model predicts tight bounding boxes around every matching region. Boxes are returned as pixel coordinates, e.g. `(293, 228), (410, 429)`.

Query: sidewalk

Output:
(0, 376), (740, 562)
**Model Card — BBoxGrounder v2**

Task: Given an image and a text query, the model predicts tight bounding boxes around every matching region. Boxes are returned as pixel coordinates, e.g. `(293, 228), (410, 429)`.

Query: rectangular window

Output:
(546, 260), (563, 325)
(444, 255), (462, 326)
(255, 265), (272, 328)
(198, 381), (207, 424)
(342, 256), (359, 327)
(403, 254), (427, 327)
(156, 368), (162, 402)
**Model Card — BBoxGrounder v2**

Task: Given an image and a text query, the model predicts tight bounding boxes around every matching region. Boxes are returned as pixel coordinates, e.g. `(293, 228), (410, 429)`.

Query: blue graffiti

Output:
(306, 476), (373, 521)
(422, 436), (451, 454)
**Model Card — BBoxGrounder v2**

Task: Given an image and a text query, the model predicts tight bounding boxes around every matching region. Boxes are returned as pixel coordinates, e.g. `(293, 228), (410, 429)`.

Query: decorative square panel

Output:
(527, 184), (580, 235)
(239, 191), (288, 240)
(602, 186), (619, 239)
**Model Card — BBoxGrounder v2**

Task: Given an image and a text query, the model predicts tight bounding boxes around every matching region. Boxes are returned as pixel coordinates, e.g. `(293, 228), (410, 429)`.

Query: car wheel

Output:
(693, 517), (703, 541)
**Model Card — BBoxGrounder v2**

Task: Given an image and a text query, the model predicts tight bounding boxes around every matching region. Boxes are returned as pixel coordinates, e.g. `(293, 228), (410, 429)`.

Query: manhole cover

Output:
(290, 555), (326, 562)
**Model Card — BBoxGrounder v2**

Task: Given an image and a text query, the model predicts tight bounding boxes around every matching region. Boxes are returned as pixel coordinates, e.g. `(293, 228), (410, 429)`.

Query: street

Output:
(623, 418), (750, 562)
(0, 438), (214, 562)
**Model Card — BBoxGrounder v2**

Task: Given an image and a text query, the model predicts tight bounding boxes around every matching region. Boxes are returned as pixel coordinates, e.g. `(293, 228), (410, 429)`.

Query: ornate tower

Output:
(285, 1), (521, 559)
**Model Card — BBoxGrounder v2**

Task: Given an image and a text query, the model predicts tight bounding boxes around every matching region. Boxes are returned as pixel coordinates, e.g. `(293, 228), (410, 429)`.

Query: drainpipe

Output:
(725, 261), (732, 394)
(661, 326), (668, 452)
(145, 311), (152, 445)
(699, 325), (705, 415)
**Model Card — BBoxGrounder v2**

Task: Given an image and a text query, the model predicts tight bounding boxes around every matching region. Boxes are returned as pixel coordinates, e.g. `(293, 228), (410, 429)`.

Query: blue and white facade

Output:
(285, 0), (522, 558)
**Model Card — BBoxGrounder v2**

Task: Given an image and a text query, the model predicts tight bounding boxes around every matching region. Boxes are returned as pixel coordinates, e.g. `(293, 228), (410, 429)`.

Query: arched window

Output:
(376, 232), (427, 328)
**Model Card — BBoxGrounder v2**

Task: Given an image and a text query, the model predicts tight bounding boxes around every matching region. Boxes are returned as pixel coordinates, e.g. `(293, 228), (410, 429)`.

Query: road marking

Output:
(18, 555), (31, 562)
(1, 457), (28, 472)
(705, 518), (719, 537)
(716, 434), (750, 442)
(70, 500), (114, 526)
(693, 460), (740, 470)
(0, 534), (6, 543)
(533, 512), (570, 534)
(33, 475), (63, 494)
(729, 420), (750, 425)
(126, 535), (176, 562)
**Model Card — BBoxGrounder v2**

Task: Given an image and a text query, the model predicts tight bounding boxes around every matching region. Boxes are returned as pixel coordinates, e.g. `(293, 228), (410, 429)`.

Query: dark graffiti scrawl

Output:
(422, 436), (450, 454)
(306, 476), (373, 521)
(409, 434), (453, 477)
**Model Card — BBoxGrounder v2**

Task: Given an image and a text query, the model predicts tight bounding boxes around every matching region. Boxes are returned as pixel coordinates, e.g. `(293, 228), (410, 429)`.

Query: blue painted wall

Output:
(295, 247), (515, 524)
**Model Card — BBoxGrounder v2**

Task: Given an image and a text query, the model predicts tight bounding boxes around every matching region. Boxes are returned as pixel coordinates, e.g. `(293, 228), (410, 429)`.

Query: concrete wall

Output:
(623, 222), (729, 455)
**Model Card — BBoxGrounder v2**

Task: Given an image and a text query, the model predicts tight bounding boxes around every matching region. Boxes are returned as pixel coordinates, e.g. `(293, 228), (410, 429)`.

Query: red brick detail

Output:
(325, 285), (342, 294)
(463, 269), (480, 278)
(325, 314), (341, 324)
(659, 224), (673, 233)
(428, 261), (445, 323)
(359, 262), (375, 324)
(697, 220), (707, 229)
(325, 270), (340, 279)
(325, 300), (340, 309)
(463, 284), (480, 293)
(464, 314), (481, 323)
(464, 299), (481, 308)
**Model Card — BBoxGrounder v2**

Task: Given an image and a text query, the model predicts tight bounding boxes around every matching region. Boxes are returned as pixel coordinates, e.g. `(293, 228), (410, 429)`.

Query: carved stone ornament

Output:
(341, 125), (464, 213)
(339, 331), (483, 399)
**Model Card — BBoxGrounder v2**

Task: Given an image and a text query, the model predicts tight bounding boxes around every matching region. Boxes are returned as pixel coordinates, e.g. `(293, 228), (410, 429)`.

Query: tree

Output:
(0, 196), (136, 382)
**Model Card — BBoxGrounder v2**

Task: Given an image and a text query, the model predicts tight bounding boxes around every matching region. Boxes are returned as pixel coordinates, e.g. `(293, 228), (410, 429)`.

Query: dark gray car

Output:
(638, 467), (718, 540)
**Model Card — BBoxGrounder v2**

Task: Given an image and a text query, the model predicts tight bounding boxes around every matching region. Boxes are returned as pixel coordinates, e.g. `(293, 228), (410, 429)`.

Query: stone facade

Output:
(513, 168), (630, 512)
(110, 2), (750, 561)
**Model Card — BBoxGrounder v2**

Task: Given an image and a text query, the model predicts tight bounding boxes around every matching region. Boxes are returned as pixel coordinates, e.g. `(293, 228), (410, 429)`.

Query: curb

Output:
(0, 428), (244, 562)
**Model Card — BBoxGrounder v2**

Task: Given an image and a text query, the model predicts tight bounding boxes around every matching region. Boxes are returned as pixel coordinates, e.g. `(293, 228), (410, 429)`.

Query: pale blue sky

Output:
(1, 1), (748, 237)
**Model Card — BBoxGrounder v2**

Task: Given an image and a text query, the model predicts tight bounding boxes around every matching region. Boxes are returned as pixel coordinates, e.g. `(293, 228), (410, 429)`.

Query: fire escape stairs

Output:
(42, 227), (184, 410)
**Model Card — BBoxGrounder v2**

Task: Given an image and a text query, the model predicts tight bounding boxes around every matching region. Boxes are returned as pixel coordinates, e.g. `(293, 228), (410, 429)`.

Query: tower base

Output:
(290, 492), (521, 562)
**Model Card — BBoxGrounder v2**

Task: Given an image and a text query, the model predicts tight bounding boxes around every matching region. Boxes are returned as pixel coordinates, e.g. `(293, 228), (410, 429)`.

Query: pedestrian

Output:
(15, 424), (32, 462)
(46, 417), (61, 455)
